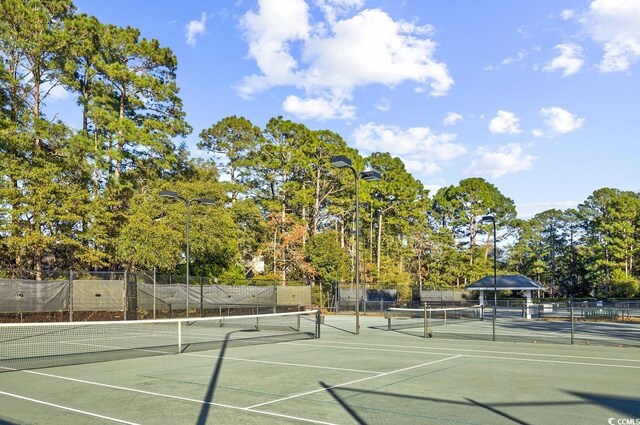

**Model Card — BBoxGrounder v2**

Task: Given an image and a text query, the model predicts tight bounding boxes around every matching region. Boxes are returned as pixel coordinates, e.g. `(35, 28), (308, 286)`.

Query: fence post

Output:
(316, 310), (321, 338)
(570, 306), (574, 345)
(124, 270), (128, 321)
(200, 276), (204, 318)
(153, 267), (156, 320)
(423, 302), (428, 338)
(69, 270), (74, 322)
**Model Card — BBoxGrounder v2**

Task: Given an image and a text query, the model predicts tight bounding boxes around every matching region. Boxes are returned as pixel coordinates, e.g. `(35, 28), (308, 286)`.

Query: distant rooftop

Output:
(466, 275), (544, 291)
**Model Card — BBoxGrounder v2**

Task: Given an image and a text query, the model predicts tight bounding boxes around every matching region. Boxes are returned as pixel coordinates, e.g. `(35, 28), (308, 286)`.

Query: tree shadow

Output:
(316, 384), (603, 424)
(565, 391), (640, 417)
(320, 381), (367, 425)
(195, 329), (258, 425)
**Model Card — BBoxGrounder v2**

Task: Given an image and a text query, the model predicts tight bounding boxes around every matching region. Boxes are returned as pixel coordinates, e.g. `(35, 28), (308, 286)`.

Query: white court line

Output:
(247, 355), (462, 409)
(0, 390), (140, 425)
(285, 341), (640, 369)
(287, 339), (640, 363)
(184, 352), (384, 374)
(14, 369), (338, 425)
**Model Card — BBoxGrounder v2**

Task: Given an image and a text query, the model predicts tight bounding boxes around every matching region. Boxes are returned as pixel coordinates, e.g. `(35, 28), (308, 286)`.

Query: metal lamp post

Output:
(329, 155), (381, 335)
(479, 215), (497, 341)
(159, 190), (215, 318)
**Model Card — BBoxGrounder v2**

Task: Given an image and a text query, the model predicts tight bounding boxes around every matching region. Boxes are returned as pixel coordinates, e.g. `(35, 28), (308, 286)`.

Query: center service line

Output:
(247, 354), (462, 409)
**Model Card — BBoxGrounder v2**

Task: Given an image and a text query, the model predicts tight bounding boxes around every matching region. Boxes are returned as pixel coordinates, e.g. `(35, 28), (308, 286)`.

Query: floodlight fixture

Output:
(329, 155), (353, 169)
(360, 170), (381, 182)
(479, 215), (495, 224)
(159, 190), (181, 200)
(195, 198), (216, 205)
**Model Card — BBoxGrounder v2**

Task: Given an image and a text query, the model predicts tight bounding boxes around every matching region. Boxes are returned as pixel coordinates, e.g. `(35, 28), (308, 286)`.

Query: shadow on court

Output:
(567, 391), (640, 417)
(195, 329), (259, 425)
(314, 383), (633, 425)
(320, 321), (358, 335)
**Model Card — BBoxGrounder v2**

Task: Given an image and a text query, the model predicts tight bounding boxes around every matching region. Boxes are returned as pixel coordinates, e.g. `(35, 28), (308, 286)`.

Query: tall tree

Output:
(366, 152), (423, 278)
(92, 23), (191, 182)
(432, 177), (517, 269)
(579, 188), (640, 295)
(198, 115), (262, 203)
(0, 0), (80, 277)
(247, 117), (313, 283)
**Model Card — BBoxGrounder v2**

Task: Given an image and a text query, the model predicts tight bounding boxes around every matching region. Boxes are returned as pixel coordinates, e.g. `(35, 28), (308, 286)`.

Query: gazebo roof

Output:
(466, 275), (544, 291)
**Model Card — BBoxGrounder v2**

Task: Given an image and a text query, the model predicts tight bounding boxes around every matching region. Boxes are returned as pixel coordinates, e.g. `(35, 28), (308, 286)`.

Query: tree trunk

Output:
(377, 212), (383, 276)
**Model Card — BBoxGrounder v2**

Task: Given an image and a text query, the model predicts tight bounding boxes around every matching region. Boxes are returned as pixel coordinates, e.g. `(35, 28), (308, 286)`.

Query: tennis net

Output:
(385, 306), (484, 337)
(0, 310), (320, 372)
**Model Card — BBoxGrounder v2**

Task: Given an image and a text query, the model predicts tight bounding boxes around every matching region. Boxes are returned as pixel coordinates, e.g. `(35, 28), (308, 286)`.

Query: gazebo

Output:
(466, 275), (544, 319)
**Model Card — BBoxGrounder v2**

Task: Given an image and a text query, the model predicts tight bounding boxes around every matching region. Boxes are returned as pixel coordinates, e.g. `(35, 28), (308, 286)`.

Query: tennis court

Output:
(1, 313), (639, 424)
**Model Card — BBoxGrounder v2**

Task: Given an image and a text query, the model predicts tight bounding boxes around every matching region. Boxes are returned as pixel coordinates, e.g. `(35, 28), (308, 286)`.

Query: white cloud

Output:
(539, 107), (585, 134)
(375, 97), (391, 111)
(41, 81), (70, 101)
(489, 110), (522, 134)
(316, 0), (365, 23)
(443, 112), (463, 126)
(561, 9), (575, 20)
(282, 95), (356, 120)
(532, 129), (545, 138)
(501, 49), (527, 65)
(400, 157), (442, 176)
(303, 9), (452, 96)
(580, 0), (640, 72)
(353, 122), (464, 158)
(185, 12), (207, 46)
(239, 1), (453, 119)
(464, 143), (536, 178)
(352, 123), (466, 176)
(424, 184), (444, 197)
(484, 49), (527, 71)
(543, 43), (585, 76)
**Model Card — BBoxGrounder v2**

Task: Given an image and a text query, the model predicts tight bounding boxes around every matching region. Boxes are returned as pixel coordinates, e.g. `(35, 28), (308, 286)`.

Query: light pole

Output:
(330, 155), (381, 335)
(479, 215), (497, 341)
(159, 190), (215, 318)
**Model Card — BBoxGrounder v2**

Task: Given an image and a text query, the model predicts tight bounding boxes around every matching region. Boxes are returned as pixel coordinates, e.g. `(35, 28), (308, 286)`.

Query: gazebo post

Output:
(479, 290), (485, 306)
(524, 290), (532, 319)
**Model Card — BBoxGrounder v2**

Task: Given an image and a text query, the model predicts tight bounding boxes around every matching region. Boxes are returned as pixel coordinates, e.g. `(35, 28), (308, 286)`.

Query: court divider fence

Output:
(384, 303), (640, 348)
(0, 271), (312, 322)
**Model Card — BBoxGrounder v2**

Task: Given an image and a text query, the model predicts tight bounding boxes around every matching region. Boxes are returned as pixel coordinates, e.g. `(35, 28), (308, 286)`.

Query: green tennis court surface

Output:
(1, 315), (639, 424)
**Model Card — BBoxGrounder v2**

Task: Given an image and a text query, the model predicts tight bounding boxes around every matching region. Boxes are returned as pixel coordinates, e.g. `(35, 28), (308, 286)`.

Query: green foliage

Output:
(1, 1), (639, 299)
(609, 269), (639, 298)
(198, 116), (262, 202)
(305, 231), (350, 283)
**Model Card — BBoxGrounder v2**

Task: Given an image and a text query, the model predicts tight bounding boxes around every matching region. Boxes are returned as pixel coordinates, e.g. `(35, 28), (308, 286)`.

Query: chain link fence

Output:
(0, 271), (311, 322)
(331, 284), (477, 314)
(385, 301), (640, 348)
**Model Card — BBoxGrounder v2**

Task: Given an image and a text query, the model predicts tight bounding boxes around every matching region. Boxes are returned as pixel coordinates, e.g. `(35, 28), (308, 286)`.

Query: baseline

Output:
(8, 369), (338, 425)
(0, 390), (140, 425)
(285, 341), (640, 369)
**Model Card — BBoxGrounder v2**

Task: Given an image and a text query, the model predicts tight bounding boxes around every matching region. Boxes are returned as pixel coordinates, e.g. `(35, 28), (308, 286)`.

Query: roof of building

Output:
(466, 275), (544, 291)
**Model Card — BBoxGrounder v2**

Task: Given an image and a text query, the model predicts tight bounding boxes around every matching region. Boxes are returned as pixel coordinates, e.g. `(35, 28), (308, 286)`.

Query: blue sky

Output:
(63, 0), (640, 218)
